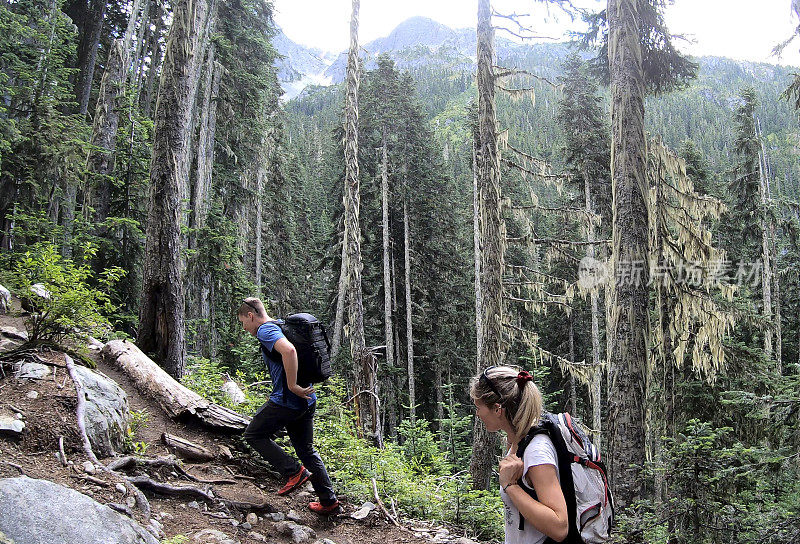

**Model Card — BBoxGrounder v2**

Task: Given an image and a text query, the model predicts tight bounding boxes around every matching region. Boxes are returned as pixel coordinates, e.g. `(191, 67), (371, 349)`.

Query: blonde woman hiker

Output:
(471, 366), (569, 544)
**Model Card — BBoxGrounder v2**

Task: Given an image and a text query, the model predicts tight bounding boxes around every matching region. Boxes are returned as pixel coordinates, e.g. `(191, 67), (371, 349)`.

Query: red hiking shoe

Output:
(278, 467), (310, 495)
(308, 500), (341, 515)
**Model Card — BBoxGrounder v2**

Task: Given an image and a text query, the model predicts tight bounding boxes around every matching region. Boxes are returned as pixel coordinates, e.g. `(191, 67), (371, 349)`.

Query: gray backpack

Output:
(516, 412), (614, 543)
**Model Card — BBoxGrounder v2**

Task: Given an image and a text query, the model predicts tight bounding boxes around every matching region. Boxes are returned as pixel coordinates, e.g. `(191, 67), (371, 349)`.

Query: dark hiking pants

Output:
(244, 400), (337, 505)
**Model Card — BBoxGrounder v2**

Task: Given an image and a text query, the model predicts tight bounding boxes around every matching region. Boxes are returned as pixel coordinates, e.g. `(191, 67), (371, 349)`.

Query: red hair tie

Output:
(516, 370), (534, 385)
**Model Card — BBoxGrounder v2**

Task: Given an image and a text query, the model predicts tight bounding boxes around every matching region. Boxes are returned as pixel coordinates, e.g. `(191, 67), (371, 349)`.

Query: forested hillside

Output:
(1, 1), (799, 543)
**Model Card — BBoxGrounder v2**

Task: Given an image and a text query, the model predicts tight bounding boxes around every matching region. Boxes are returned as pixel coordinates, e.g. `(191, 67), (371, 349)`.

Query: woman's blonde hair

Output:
(470, 366), (543, 437)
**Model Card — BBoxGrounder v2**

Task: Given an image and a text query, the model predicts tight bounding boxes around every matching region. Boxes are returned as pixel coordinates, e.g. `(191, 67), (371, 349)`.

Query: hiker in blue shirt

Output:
(238, 297), (339, 514)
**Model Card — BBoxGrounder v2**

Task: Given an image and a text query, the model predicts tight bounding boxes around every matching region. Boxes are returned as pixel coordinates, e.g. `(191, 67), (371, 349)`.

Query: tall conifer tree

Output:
(139, 0), (209, 378)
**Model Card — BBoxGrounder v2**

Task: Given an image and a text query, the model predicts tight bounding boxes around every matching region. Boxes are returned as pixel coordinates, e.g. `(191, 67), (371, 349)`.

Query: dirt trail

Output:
(0, 308), (445, 544)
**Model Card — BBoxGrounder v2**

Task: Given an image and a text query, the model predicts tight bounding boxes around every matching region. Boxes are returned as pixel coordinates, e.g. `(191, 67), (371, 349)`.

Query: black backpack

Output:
(515, 412), (613, 544)
(261, 313), (333, 386)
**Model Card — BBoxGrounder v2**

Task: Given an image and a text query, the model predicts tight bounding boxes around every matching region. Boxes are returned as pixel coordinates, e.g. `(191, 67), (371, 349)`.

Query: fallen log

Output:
(162, 433), (215, 462)
(101, 340), (250, 431)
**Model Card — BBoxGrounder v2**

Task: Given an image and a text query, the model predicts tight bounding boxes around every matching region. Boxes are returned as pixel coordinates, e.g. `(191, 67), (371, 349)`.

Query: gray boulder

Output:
(21, 283), (51, 312)
(0, 284), (10, 314)
(275, 521), (316, 544)
(15, 362), (49, 380)
(74, 365), (131, 457)
(0, 415), (24, 436)
(0, 324), (28, 353)
(0, 476), (158, 544)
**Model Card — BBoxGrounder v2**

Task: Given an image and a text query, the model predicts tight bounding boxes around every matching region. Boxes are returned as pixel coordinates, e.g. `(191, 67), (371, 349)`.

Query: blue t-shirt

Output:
(257, 321), (316, 409)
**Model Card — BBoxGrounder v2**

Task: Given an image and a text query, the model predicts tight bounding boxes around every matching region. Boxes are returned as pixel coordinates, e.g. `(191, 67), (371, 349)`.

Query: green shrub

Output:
(315, 378), (504, 541)
(4, 241), (124, 344)
(181, 356), (267, 415)
(123, 409), (150, 455)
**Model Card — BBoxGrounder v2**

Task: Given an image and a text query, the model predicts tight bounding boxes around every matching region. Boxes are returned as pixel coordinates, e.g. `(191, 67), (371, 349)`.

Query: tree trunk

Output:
(254, 140), (266, 288)
(569, 315), (577, 416)
(403, 199), (416, 422)
(756, 118), (774, 361)
(470, 0), (502, 491)
(188, 48), (221, 357)
(381, 136), (395, 387)
(330, 235), (347, 361)
(74, 0), (107, 116)
(392, 249), (401, 385)
(773, 175), (782, 374)
(435, 351), (444, 423)
(131, 0), (151, 94)
(343, 0), (377, 442)
(87, 0), (143, 229)
(139, 0), (209, 379)
(142, 3), (165, 118)
(87, 39), (125, 230)
(606, 0), (649, 508)
(585, 169), (602, 447)
(473, 141), (483, 368)
(190, 49), (220, 235)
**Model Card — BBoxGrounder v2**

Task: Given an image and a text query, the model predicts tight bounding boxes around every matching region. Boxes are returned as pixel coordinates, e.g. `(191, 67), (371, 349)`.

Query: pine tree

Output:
(342, 0), (380, 444)
(470, 0), (503, 491)
(606, 0), (650, 507)
(139, 0), (210, 378)
(557, 53), (611, 446)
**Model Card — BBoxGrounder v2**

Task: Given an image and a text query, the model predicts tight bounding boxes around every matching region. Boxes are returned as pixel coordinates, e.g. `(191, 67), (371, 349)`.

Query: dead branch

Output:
(70, 473), (110, 487)
(3, 461), (25, 475)
(162, 433), (215, 462)
(107, 454), (233, 484)
(493, 25), (560, 42)
(507, 235), (611, 246)
(108, 455), (180, 472)
(511, 203), (593, 215)
(58, 436), (68, 467)
(6, 403), (25, 415)
(494, 67), (559, 88)
(507, 295), (573, 309)
(201, 511), (232, 519)
(371, 477), (400, 528)
(216, 497), (276, 513)
(182, 467), (237, 485)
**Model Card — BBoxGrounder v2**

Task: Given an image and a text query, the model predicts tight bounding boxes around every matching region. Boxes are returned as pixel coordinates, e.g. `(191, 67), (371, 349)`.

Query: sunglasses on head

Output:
(243, 299), (260, 314)
(480, 365), (503, 400)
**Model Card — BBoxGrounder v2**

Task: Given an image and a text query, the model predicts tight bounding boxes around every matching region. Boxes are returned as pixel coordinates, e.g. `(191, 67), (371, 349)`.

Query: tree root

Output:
(108, 455), (236, 485)
(125, 475), (214, 501)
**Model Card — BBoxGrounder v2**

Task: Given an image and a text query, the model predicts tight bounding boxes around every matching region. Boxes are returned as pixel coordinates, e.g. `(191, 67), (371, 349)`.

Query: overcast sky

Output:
(272, 0), (800, 67)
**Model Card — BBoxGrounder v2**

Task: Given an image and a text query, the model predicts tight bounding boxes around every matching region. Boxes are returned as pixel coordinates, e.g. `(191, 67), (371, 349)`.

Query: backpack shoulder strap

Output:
(516, 424), (551, 460)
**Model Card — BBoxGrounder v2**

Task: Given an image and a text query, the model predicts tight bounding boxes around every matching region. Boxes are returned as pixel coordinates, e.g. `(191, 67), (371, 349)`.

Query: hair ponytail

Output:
(470, 366), (543, 437)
